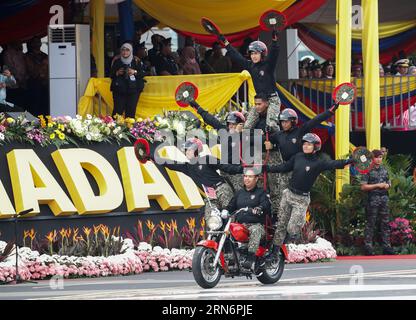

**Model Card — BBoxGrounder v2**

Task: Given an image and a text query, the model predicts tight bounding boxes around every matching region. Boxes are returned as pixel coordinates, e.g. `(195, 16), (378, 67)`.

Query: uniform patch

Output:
(259, 70), (264, 76)
(251, 195), (256, 200)
(292, 138), (297, 144)
(198, 165), (203, 170)
(305, 166), (310, 172)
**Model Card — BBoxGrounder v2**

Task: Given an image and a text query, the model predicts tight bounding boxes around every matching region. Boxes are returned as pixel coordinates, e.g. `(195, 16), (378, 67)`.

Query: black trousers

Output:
(112, 91), (141, 119)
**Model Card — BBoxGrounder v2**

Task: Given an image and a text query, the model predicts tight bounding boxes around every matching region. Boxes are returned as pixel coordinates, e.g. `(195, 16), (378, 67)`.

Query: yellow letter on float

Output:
(117, 147), (184, 211)
(7, 150), (77, 216)
(0, 180), (16, 218)
(160, 146), (204, 209)
(51, 149), (124, 214)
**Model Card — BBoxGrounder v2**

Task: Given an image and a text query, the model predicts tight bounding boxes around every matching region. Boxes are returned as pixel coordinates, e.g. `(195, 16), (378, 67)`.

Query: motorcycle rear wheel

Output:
(192, 246), (222, 289)
(257, 248), (285, 284)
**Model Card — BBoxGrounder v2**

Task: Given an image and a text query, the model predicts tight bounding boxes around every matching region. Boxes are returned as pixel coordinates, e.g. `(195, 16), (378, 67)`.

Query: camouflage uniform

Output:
(361, 165), (392, 250)
(243, 95), (284, 216)
(221, 173), (243, 193)
(273, 188), (310, 246)
(203, 182), (234, 221)
(245, 223), (266, 254)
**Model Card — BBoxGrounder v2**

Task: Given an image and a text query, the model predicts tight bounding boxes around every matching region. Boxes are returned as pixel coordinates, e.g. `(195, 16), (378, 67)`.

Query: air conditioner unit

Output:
(48, 24), (90, 117)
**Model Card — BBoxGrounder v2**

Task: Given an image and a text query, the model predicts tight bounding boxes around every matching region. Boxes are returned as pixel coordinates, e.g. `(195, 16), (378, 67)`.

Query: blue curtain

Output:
(118, 0), (135, 44)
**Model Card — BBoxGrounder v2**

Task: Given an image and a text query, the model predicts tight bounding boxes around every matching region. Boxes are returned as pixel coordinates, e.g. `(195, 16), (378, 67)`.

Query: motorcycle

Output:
(192, 207), (288, 289)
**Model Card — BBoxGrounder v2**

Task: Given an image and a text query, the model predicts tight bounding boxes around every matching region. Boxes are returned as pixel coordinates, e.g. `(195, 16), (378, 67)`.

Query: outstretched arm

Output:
(190, 101), (226, 130)
(220, 36), (250, 70)
(266, 154), (295, 173)
(300, 110), (334, 135)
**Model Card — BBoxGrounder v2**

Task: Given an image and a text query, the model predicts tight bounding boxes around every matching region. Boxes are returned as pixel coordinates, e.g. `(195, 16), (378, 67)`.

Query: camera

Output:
(123, 64), (130, 79)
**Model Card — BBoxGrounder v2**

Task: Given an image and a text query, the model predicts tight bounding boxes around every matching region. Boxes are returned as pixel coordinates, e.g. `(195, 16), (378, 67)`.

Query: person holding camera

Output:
(0, 66), (17, 107)
(110, 43), (145, 119)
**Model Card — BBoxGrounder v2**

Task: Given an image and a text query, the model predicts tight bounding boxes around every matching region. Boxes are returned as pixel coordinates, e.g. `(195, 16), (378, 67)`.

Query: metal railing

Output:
(281, 76), (416, 131)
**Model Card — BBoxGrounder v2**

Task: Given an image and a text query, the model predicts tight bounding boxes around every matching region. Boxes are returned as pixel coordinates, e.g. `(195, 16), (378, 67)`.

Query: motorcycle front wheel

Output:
(257, 248), (285, 284)
(192, 246), (222, 289)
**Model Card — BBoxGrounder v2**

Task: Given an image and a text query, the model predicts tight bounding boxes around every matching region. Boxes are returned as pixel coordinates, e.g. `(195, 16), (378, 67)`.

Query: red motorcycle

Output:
(192, 208), (288, 289)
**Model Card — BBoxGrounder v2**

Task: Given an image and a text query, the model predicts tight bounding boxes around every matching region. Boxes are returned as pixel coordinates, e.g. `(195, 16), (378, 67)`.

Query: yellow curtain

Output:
(90, 0), (105, 78)
(132, 0), (295, 34)
(362, 0), (381, 150)
(305, 20), (416, 39)
(78, 71), (256, 119)
(335, 0), (351, 200)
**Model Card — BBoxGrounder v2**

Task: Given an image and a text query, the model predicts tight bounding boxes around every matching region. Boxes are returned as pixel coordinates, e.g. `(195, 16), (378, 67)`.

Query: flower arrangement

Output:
(0, 240), (193, 283)
(389, 217), (414, 246)
(286, 237), (337, 263)
(0, 235), (337, 283)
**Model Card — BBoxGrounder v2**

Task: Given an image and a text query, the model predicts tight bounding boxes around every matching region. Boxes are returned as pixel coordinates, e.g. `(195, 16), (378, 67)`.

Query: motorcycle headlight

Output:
(206, 215), (223, 231)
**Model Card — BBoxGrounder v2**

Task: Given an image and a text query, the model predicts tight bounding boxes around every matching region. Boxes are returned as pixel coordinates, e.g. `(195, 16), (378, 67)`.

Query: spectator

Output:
(155, 38), (180, 76)
(200, 49), (215, 74)
(310, 61), (322, 78)
(180, 46), (201, 75)
(136, 42), (151, 76)
(408, 65), (416, 76)
(298, 64), (308, 79)
(148, 34), (163, 67)
(184, 36), (200, 64)
(25, 37), (49, 116)
(0, 65), (16, 107)
(208, 42), (232, 73)
(322, 60), (335, 79)
(110, 43), (145, 119)
(380, 147), (388, 158)
(352, 63), (363, 78)
(379, 64), (385, 77)
(2, 42), (27, 108)
(394, 59), (409, 76)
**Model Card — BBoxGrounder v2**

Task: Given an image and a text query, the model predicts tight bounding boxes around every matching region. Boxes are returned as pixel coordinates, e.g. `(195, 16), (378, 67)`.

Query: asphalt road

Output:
(1, 258), (416, 300)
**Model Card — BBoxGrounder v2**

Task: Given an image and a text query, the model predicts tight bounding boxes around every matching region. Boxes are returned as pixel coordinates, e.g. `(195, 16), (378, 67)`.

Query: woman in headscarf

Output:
(180, 46), (201, 75)
(110, 42), (145, 119)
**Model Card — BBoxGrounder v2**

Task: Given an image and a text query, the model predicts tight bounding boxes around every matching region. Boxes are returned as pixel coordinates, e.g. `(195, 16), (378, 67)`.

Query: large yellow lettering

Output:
(7, 150), (77, 216)
(52, 149), (124, 214)
(0, 179), (16, 218)
(160, 146), (204, 209)
(117, 147), (183, 211)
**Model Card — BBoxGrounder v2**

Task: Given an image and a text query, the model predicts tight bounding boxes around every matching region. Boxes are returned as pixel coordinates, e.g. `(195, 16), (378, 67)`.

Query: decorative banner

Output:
(296, 22), (416, 64)
(175, 0), (327, 47)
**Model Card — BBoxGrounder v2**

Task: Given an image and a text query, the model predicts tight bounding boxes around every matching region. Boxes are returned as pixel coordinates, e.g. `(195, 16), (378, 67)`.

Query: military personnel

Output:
(189, 100), (245, 191)
(226, 167), (271, 272)
(394, 59), (410, 76)
(242, 93), (284, 217)
(266, 133), (353, 246)
(360, 149), (395, 255)
(217, 29), (282, 131)
(264, 105), (339, 209)
(322, 60), (335, 79)
(151, 138), (240, 220)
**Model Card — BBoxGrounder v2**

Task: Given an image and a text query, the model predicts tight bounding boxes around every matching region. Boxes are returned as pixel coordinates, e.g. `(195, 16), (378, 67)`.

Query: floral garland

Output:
(0, 237), (336, 283)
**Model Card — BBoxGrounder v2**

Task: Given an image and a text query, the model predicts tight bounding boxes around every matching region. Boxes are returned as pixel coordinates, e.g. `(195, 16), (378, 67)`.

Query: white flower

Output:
(86, 134), (92, 141)
(0, 133), (4, 140)
(118, 134), (123, 139)
(86, 114), (92, 120)
(76, 115), (82, 120)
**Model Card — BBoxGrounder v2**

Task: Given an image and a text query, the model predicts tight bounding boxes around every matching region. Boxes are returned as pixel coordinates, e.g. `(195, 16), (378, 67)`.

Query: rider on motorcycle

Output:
(226, 166), (271, 272)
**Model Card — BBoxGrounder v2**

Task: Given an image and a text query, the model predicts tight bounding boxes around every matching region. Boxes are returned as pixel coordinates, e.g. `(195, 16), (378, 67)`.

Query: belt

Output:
(289, 187), (310, 196)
